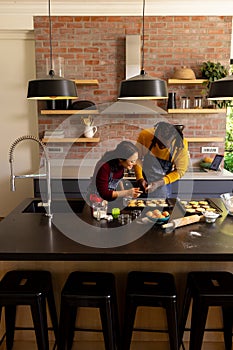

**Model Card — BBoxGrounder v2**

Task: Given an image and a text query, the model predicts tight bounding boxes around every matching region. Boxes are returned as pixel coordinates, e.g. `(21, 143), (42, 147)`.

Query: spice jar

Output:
(181, 96), (190, 109)
(194, 96), (203, 108)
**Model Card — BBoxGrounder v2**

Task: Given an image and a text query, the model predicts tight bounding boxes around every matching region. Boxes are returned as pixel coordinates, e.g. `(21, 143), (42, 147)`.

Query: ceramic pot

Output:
(84, 125), (97, 138)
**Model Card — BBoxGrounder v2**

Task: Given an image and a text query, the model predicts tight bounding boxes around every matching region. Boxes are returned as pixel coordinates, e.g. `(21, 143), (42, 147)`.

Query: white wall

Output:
(0, 30), (39, 217)
(0, 1), (233, 17)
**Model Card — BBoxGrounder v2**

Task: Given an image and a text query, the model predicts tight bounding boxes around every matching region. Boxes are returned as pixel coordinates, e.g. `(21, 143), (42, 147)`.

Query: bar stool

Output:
(122, 271), (179, 350)
(0, 270), (59, 350)
(179, 271), (233, 350)
(58, 271), (120, 350)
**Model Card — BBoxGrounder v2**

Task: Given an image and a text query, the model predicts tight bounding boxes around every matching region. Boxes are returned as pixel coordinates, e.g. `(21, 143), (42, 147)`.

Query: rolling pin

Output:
(162, 214), (204, 229)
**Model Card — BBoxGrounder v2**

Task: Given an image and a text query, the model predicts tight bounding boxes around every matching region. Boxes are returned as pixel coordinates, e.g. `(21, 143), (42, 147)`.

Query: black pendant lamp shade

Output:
(208, 75), (233, 101)
(27, 75), (78, 100)
(118, 0), (168, 100)
(208, 58), (233, 101)
(27, 0), (78, 100)
(119, 70), (168, 100)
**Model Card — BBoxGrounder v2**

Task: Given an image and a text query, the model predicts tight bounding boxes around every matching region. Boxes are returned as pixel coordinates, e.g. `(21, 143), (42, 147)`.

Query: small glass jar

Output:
(194, 96), (203, 109)
(181, 96), (190, 109)
(118, 214), (131, 225)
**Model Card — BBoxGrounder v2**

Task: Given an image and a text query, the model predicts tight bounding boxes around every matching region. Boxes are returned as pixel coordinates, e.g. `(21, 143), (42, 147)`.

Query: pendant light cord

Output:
(48, 0), (55, 77)
(140, 0), (145, 75)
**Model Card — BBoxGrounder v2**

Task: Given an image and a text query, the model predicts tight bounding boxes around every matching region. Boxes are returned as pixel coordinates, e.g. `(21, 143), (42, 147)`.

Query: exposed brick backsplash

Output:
(34, 15), (231, 161)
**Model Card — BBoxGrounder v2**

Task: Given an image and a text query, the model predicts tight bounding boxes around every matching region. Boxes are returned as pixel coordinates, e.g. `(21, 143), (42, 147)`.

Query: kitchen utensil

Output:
(162, 214), (203, 229)
(81, 115), (94, 126)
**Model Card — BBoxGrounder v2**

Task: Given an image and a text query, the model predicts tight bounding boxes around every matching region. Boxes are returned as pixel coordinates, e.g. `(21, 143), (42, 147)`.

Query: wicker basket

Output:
(172, 66), (196, 80)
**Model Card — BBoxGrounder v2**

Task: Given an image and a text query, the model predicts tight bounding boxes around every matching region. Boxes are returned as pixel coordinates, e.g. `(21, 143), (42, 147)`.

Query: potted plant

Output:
(200, 61), (228, 108)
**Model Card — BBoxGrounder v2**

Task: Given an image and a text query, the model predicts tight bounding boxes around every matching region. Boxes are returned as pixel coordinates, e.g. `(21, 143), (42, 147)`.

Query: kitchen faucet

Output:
(9, 135), (52, 218)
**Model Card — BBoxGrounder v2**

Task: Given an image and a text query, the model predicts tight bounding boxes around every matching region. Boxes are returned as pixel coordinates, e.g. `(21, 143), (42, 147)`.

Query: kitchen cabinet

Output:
(171, 179), (233, 199)
(34, 179), (91, 199)
(123, 177), (233, 199)
(34, 177), (233, 200)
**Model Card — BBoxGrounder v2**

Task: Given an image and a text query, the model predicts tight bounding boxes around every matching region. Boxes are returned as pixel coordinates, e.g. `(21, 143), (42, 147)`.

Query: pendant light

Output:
(208, 59), (233, 101)
(27, 0), (78, 100)
(118, 0), (168, 100)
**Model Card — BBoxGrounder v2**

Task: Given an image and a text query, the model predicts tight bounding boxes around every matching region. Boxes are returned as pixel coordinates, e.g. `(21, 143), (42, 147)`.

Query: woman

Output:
(88, 141), (142, 202)
(134, 121), (189, 198)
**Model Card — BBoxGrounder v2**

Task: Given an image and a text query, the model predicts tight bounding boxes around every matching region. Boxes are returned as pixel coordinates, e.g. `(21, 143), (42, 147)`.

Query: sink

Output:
(22, 199), (86, 213)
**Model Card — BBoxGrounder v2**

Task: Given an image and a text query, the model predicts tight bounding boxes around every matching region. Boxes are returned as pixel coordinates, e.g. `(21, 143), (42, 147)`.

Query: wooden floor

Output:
(0, 341), (227, 350)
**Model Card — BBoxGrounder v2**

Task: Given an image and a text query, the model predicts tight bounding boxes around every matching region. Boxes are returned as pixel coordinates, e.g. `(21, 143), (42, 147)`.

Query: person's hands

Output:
(127, 187), (143, 198)
(146, 179), (165, 193)
(137, 178), (148, 192)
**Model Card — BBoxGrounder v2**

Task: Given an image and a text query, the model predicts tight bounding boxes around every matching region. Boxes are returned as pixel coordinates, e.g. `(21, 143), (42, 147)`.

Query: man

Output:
(134, 121), (189, 198)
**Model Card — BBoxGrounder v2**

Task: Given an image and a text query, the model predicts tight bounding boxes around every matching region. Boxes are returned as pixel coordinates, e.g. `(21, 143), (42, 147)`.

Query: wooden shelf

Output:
(168, 79), (207, 84)
(74, 79), (99, 85)
(186, 137), (224, 143)
(168, 108), (226, 114)
(41, 110), (99, 115)
(42, 136), (222, 144)
(42, 137), (100, 143)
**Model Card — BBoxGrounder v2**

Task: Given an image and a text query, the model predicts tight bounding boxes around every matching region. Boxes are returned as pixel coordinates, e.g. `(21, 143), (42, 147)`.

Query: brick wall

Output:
(34, 16), (232, 161)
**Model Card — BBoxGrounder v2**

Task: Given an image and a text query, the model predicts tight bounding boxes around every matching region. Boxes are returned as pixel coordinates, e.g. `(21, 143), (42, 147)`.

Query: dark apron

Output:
(87, 171), (122, 203)
(108, 171), (122, 191)
(142, 139), (173, 198)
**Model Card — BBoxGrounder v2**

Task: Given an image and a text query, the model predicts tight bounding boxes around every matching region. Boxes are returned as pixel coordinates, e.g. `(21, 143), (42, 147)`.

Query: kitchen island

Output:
(0, 197), (232, 261)
(0, 197), (232, 349)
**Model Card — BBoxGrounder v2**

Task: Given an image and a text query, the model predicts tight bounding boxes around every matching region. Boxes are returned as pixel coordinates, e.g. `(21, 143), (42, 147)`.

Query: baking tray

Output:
(179, 199), (222, 215)
(123, 198), (173, 209)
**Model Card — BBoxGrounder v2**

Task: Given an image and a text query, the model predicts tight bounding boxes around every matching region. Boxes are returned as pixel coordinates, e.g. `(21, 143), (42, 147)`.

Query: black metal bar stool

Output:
(0, 270), (59, 350)
(58, 271), (120, 350)
(122, 271), (179, 350)
(179, 271), (233, 350)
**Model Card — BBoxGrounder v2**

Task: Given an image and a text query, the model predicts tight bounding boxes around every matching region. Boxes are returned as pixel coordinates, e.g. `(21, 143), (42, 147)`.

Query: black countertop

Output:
(0, 198), (233, 261)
